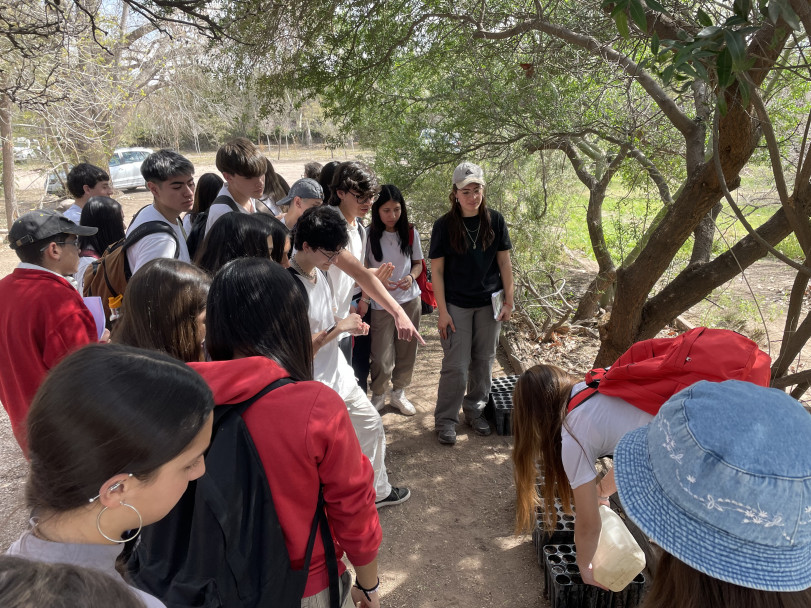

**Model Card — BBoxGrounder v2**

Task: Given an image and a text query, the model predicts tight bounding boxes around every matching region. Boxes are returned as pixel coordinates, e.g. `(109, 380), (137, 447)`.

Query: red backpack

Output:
(567, 327), (771, 415)
(408, 225), (437, 313)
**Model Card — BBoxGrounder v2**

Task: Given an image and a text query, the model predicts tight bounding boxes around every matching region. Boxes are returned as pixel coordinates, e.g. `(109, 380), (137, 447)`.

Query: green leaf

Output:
(723, 29), (747, 70)
(614, 11), (630, 38)
(696, 9), (713, 27)
(697, 26), (721, 38)
(661, 63), (675, 85)
(723, 15), (749, 27)
(644, 0), (666, 12)
(629, 0), (648, 31)
(733, 0), (751, 19)
(716, 47), (734, 87)
(650, 32), (659, 55)
(693, 60), (709, 81)
(738, 77), (751, 108)
(774, 0), (801, 29)
(717, 90), (729, 115)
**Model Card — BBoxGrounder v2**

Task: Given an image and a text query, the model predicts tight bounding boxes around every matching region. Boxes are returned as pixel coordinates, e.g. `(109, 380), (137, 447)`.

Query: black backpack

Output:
(186, 195), (241, 260)
(127, 378), (339, 608)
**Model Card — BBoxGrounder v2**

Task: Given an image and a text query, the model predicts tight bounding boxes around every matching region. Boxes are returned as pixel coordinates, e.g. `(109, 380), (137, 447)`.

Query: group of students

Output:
(1, 139), (808, 608)
(0, 139), (518, 606)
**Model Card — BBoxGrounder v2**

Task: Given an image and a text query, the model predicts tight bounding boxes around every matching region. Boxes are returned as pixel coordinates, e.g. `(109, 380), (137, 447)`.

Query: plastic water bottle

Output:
(591, 505), (646, 591)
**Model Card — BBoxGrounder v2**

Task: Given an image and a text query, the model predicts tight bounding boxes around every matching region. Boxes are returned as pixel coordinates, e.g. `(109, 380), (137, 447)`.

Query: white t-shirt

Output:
(561, 382), (654, 490)
(63, 204), (82, 223)
(366, 227), (423, 310)
(125, 205), (190, 276)
(74, 250), (99, 294)
(326, 214), (363, 319)
(204, 185), (257, 236)
(294, 270), (358, 399)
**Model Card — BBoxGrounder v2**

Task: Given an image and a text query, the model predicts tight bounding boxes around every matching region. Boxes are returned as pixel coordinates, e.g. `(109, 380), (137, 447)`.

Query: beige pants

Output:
(369, 296), (421, 396)
(301, 571), (354, 608)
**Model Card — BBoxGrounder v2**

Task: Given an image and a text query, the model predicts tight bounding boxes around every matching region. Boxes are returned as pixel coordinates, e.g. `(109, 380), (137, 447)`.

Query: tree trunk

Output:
(689, 202), (722, 265)
(637, 206), (794, 340)
(0, 90), (16, 227)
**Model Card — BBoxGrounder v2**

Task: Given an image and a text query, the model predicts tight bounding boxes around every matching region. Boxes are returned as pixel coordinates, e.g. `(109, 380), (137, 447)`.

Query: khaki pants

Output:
(369, 296), (422, 396)
(301, 571), (354, 608)
(434, 303), (501, 431)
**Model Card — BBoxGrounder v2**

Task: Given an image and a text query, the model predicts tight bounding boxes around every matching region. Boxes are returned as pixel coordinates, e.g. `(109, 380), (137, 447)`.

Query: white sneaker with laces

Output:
(390, 388), (416, 416)
(371, 393), (386, 412)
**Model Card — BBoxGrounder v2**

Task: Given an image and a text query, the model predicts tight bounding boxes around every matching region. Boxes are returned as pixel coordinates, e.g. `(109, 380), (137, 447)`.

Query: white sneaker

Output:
(371, 393), (387, 412)
(390, 389), (416, 416)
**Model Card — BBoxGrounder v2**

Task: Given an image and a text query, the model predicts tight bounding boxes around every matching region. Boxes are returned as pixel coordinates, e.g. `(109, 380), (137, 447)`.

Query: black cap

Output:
(9, 210), (97, 250)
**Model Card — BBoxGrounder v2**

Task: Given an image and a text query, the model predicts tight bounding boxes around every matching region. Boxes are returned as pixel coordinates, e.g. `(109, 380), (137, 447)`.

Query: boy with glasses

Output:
(0, 210), (101, 453)
(289, 206), (411, 509)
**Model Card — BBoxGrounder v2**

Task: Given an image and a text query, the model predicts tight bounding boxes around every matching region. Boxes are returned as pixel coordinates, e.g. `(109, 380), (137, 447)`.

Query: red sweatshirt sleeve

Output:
(305, 385), (382, 567)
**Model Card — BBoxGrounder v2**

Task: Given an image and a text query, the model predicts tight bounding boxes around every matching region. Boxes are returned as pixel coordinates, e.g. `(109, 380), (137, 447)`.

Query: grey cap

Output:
(9, 209), (97, 250)
(452, 161), (486, 188)
(277, 178), (324, 207)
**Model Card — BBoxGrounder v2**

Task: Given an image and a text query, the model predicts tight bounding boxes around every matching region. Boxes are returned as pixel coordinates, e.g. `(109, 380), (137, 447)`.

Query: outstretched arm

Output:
(335, 250), (425, 344)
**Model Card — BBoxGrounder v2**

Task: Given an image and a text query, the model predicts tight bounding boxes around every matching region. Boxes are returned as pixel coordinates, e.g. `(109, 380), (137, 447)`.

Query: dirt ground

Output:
(0, 155), (548, 607)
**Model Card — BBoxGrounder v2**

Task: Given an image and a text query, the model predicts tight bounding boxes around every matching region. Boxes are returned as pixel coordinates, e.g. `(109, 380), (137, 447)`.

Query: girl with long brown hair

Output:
(429, 162), (515, 446)
(512, 363), (654, 587)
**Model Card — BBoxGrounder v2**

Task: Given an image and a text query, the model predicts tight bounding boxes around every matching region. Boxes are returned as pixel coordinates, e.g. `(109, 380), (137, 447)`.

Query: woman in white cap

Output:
(615, 379), (811, 607)
(429, 161), (515, 446)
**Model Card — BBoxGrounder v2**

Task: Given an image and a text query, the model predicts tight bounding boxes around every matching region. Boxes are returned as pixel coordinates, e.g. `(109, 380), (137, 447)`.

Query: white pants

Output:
(343, 384), (391, 501)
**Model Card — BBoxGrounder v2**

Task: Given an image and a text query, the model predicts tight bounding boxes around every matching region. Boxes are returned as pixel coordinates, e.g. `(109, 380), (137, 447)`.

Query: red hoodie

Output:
(0, 268), (96, 453)
(189, 357), (381, 597)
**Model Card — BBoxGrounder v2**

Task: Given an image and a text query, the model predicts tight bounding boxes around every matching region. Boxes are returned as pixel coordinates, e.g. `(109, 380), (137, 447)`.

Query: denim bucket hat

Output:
(615, 380), (811, 592)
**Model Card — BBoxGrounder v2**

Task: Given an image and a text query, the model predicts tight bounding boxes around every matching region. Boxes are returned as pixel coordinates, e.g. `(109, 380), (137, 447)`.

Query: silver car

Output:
(109, 147), (153, 191)
(45, 147), (154, 195)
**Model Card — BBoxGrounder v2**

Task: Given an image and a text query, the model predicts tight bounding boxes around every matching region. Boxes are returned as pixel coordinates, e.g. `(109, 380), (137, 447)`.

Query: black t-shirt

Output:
(429, 208), (512, 308)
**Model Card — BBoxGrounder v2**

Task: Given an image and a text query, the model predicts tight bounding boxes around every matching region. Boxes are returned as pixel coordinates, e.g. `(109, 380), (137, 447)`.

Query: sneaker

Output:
(437, 429), (457, 445)
(371, 393), (386, 412)
(467, 416), (492, 436)
(375, 486), (411, 509)
(390, 389), (416, 416)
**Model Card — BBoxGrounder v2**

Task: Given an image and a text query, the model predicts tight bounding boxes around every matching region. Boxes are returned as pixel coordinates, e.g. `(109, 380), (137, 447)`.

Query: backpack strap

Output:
(212, 194), (243, 213)
(566, 368), (607, 413)
(221, 377), (340, 608)
(121, 221), (180, 281)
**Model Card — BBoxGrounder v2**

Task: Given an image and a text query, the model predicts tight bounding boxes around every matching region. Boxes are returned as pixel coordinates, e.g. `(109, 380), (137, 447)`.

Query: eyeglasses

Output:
(347, 190), (379, 205)
(318, 248), (342, 264)
(41, 239), (79, 252)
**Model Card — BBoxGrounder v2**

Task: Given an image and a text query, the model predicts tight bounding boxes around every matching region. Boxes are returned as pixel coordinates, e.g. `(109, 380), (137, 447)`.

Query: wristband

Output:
(361, 297), (371, 304)
(354, 577), (380, 602)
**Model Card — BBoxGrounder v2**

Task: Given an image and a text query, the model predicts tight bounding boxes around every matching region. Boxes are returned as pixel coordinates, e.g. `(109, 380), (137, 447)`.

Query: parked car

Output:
(109, 147), (153, 191)
(44, 147), (154, 196)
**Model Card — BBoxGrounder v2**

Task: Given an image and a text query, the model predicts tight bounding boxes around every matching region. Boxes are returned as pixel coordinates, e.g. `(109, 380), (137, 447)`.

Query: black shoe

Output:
(467, 416), (492, 436)
(437, 429), (457, 445)
(376, 486), (411, 509)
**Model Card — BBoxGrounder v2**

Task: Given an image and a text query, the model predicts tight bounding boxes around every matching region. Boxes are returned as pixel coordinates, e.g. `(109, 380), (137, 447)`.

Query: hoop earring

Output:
(455, 198), (459, 204)
(96, 501), (143, 544)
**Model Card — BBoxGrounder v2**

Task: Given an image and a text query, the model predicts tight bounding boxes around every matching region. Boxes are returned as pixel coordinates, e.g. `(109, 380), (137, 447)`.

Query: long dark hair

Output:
(512, 364), (579, 534)
(252, 213), (291, 266)
(25, 343), (213, 513)
(369, 184), (411, 263)
(192, 172), (224, 215)
(205, 258), (313, 382)
(641, 552), (811, 608)
(194, 213), (272, 274)
(446, 185), (494, 254)
(78, 196), (125, 254)
(262, 157), (290, 203)
(112, 259), (210, 362)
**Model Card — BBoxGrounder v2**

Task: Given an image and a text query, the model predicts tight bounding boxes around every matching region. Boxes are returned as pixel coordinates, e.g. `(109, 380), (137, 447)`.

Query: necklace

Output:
(290, 256), (317, 282)
(463, 219), (481, 249)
